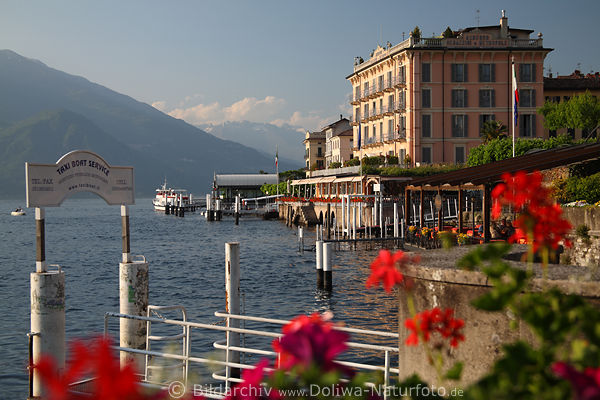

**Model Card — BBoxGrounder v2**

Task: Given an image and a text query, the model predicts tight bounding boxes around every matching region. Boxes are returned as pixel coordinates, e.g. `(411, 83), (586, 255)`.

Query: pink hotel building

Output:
(347, 12), (551, 166)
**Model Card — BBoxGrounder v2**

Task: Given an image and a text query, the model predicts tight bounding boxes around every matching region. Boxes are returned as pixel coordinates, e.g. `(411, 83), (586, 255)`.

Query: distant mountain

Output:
(0, 109), (170, 195)
(198, 121), (305, 166)
(0, 49), (299, 198)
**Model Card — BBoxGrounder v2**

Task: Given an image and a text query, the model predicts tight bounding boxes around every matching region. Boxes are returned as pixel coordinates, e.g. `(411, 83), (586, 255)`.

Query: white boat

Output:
(11, 208), (26, 216)
(153, 180), (193, 212)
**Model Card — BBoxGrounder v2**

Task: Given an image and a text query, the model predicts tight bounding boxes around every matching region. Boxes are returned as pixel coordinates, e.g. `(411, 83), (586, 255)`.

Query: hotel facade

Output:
(346, 13), (551, 166)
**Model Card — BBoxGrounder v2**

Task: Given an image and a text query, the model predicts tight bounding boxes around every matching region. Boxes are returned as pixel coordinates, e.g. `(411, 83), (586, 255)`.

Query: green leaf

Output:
(445, 362), (464, 381)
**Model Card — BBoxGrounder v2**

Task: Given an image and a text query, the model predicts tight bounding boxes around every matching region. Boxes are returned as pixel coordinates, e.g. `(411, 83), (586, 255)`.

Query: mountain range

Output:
(0, 49), (300, 198)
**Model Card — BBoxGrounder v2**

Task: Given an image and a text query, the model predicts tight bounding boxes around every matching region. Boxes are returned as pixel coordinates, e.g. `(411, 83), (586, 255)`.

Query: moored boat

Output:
(11, 208), (26, 216)
(153, 180), (196, 212)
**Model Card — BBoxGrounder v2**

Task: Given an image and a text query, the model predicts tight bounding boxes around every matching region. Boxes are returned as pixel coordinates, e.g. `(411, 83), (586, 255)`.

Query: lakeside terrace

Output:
(287, 142), (600, 242)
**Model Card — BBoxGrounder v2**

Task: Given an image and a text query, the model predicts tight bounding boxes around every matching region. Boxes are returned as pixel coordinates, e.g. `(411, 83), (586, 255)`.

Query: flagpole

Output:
(275, 144), (279, 198)
(511, 56), (517, 158)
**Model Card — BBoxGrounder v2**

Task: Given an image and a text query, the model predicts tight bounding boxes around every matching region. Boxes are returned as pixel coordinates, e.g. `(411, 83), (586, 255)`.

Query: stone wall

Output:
(564, 236), (600, 267)
(562, 206), (600, 234)
(397, 246), (600, 386)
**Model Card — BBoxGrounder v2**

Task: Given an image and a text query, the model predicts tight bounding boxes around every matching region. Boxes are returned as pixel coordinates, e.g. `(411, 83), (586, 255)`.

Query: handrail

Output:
(104, 310), (400, 399)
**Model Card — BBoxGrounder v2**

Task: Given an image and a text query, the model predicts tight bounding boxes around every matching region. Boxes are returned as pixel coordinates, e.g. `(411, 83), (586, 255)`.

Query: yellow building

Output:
(347, 11), (551, 166)
(304, 129), (325, 171)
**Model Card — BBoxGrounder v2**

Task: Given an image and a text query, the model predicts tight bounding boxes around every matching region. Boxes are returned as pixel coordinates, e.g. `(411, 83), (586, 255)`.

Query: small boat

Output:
(11, 208), (26, 216)
(153, 180), (194, 212)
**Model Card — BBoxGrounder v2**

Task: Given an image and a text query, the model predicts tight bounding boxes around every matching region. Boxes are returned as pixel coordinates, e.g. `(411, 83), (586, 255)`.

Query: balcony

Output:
(395, 101), (405, 113)
(383, 130), (406, 142)
(393, 75), (406, 88)
(383, 104), (395, 116)
(350, 115), (360, 126)
(383, 78), (395, 92)
(351, 91), (361, 105)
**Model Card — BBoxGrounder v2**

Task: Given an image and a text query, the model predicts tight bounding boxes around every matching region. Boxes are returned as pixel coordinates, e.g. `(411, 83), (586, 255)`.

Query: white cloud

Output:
(152, 95), (336, 132)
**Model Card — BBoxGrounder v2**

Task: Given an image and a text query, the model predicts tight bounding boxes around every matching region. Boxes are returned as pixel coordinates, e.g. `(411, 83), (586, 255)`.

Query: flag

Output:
(512, 60), (519, 126)
(275, 146), (278, 168)
(357, 124), (361, 150)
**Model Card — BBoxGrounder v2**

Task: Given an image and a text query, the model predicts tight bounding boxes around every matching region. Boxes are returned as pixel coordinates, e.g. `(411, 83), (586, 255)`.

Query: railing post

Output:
(225, 242), (240, 379)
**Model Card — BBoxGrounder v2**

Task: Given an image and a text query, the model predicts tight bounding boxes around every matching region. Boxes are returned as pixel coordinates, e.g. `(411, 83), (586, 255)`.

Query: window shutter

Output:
(532, 64), (537, 82)
(479, 64), (483, 82)
(519, 64), (524, 82)
(464, 64), (468, 82)
(464, 115), (468, 137)
(491, 64), (496, 82)
(532, 89), (536, 107)
(464, 89), (468, 107)
(492, 89), (496, 107)
(532, 115), (537, 137)
(520, 116), (525, 137)
(479, 90), (484, 107)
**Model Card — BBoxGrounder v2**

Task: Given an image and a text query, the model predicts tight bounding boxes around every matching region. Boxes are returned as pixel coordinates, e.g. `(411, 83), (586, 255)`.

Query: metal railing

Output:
(104, 310), (400, 399)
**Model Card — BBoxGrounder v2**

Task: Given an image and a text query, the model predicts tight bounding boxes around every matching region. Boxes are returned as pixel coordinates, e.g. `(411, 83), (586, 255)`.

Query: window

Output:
(451, 89), (468, 107)
(373, 124), (377, 141)
(387, 71), (392, 88)
(399, 65), (406, 83)
(451, 64), (468, 82)
(380, 122), (383, 141)
(452, 115), (468, 137)
(422, 147), (432, 164)
(399, 115), (406, 132)
(520, 114), (536, 137)
(455, 146), (465, 164)
(479, 114), (496, 133)
(388, 119), (393, 138)
(399, 90), (406, 109)
(520, 89), (536, 107)
(354, 108), (360, 122)
(422, 63), (431, 82)
(479, 64), (495, 82)
(354, 86), (360, 101)
(363, 103), (369, 119)
(379, 98), (383, 114)
(317, 147), (322, 157)
(388, 95), (394, 111)
(422, 89), (431, 108)
(378, 75), (384, 91)
(364, 126), (369, 141)
(363, 81), (369, 95)
(520, 64), (536, 82)
(479, 89), (495, 107)
(399, 148), (406, 164)
(422, 114), (431, 138)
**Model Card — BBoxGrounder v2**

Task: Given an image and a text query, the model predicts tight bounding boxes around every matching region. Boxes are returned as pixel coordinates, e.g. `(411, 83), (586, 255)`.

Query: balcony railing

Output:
(353, 36), (544, 73)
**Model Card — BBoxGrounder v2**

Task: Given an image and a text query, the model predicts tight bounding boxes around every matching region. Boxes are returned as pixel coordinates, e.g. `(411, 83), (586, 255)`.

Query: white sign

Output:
(26, 150), (135, 207)
(373, 183), (383, 192)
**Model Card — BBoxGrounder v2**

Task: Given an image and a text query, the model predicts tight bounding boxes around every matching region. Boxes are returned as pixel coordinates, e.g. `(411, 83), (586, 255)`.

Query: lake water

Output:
(0, 197), (397, 397)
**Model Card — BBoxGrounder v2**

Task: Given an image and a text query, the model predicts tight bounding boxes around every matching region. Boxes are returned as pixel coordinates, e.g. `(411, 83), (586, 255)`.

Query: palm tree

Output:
(480, 120), (508, 143)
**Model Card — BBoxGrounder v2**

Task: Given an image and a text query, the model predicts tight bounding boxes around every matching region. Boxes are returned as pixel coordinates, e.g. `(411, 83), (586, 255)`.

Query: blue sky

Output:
(2, 0), (599, 132)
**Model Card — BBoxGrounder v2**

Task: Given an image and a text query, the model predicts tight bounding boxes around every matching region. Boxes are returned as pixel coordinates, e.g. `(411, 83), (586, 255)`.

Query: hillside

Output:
(0, 50), (298, 197)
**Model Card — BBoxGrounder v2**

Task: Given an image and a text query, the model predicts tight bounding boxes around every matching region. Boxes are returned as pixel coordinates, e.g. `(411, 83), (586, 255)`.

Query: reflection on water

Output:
(0, 198), (397, 397)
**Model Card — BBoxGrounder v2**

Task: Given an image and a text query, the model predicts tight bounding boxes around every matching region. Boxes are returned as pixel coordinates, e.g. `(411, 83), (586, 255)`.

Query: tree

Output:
(538, 91), (600, 138)
(480, 120), (508, 143)
(411, 26), (422, 40)
(442, 26), (454, 38)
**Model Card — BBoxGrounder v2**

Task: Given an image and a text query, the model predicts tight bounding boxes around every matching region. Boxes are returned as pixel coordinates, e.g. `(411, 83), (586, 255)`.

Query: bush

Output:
(343, 158), (360, 167)
(387, 155), (399, 165)
(328, 162), (342, 169)
(362, 156), (384, 166)
(576, 224), (590, 240)
(467, 135), (583, 167)
(563, 172), (600, 204)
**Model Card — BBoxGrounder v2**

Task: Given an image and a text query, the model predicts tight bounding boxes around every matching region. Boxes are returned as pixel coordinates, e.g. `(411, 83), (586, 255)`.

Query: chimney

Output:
(500, 10), (508, 37)
(340, 114), (343, 120)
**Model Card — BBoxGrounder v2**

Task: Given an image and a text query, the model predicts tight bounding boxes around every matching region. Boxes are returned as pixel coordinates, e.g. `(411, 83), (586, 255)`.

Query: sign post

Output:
(26, 150), (139, 396)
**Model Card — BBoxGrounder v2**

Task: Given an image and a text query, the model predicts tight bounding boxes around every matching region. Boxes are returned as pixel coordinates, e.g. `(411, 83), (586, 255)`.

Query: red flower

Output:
(404, 308), (464, 348)
(35, 337), (149, 400)
(492, 171), (571, 252)
(225, 359), (280, 400)
(366, 250), (420, 293)
(553, 362), (600, 400)
(272, 313), (348, 372)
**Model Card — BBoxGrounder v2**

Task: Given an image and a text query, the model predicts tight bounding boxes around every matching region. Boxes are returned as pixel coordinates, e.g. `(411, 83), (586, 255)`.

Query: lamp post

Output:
(470, 193), (476, 233)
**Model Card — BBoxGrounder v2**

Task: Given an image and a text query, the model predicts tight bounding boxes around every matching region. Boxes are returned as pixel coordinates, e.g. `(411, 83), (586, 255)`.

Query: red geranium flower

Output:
(553, 362), (600, 400)
(492, 171), (571, 252)
(272, 313), (348, 372)
(404, 308), (464, 348)
(366, 250), (420, 293)
(225, 359), (280, 400)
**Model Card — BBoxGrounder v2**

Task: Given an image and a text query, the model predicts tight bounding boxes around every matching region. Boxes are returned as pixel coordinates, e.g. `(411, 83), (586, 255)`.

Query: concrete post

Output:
(298, 226), (304, 252)
(225, 242), (240, 378)
(341, 196), (345, 238)
(379, 192), (384, 238)
(121, 205), (131, 264)
(30, 267), (65, 398)
(352, 206), (357, 240)
(316, 240), (324, 289)
(323, 242), (333, 291)
(119, 257), (149, 371)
